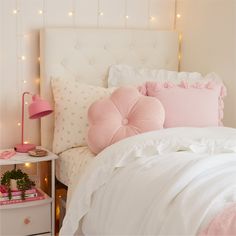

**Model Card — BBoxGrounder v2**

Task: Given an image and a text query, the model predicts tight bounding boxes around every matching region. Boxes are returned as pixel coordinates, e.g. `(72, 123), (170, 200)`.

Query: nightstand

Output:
(0, 149), (58, 236)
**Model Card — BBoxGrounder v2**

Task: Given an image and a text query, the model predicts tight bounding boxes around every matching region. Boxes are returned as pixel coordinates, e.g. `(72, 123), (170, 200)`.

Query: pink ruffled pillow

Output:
(141, 81), (226, 128)
(87, 87), (165, 154)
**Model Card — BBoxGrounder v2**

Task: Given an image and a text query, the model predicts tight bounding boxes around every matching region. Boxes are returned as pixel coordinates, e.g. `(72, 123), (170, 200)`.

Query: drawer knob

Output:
(24, 218), (31, 225)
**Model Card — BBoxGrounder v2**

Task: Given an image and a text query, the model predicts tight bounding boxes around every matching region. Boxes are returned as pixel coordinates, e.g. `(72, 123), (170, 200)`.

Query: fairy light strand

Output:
(15, 0), (21, 128)
(174, 0), (182, 30)
(124, 0), (128, 28)
(148, 0), (151, 28)
(10, 0), (182, 134)
(14, 0), (29, 141)
(178, 32), (182, 72)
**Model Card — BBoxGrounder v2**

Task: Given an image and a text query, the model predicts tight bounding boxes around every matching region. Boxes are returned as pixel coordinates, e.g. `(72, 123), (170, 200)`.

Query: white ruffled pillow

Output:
(108, 64), (222, 87)
(51, 78), (115, 154)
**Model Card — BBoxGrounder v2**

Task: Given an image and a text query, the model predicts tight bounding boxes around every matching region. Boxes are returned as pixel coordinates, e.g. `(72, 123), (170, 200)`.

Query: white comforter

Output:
(60, 127), (236, 236)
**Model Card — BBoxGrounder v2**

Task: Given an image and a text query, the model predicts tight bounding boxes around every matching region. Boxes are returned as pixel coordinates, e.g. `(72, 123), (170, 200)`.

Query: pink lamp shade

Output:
(14, 92), (53, 153)
(29, 95), (53, 119)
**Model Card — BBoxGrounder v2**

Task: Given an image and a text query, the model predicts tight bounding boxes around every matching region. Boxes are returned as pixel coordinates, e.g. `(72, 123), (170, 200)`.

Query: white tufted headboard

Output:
(40, 28), (179, 150)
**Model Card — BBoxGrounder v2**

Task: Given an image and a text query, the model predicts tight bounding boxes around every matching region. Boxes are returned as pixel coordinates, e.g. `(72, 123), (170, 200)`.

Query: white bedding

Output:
(60, 127), (236, 235)
(56, 147), (95, 186)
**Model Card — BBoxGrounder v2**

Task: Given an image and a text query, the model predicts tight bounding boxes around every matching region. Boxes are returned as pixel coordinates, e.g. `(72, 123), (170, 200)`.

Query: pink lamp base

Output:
(14, 143), (36, 153)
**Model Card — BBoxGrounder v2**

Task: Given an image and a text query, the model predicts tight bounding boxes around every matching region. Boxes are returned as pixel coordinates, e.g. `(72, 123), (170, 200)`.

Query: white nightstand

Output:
(0, 149), (58, 236)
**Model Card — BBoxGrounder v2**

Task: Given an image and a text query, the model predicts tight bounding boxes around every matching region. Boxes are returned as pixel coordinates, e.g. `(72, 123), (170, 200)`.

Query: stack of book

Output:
(0, 186), (45, 205)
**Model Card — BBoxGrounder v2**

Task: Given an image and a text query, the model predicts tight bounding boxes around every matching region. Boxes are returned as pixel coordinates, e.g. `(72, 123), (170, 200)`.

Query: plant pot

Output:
(10, 179), (18, 191)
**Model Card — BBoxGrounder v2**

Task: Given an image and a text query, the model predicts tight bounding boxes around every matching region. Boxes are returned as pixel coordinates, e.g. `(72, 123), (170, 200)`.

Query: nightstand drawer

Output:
(0, 202), (51, 236)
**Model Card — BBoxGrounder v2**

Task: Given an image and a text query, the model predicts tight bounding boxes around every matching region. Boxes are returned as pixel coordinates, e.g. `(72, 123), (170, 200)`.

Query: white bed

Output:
(40, 28), (179, 186)
(40, 28), (236, 236)
(56, 147), (94, 187)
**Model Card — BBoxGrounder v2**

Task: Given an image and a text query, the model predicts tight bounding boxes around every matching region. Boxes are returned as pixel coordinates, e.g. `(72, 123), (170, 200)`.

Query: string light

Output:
(35, 78), (40, 84)
(150, 16), (155, 21)
(176, 14), (181, 19)
(44, 177), (48, 184)
(21, 55), (26, 61)
(23, 80), (27, 84)
(124, 0), (128, 28)
(99, 12), (104, 16)
(178, 33), (183, 71)
(15, 0), (22, 129)
(68, 11), (73, 16)
(56, 205), (60, 219)
(24, 141), (29, 144)
(25, 163), (30, 167)
(38, 57), (40, 62)
(25, 101), (28, 105)
(178, 53), (181, 60)
(12, 9), (18, 14)
(38, 10), (43, 15)
(179, 33), (183, 41)
(17, 122), (21, 126)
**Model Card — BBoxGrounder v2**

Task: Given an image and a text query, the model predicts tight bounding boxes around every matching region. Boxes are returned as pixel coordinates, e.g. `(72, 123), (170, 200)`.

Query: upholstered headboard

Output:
(40, 28), (179, 150)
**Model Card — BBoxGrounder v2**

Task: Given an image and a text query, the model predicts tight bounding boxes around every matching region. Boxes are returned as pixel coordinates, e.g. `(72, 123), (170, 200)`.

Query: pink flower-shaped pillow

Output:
(87, 87), (165, 154)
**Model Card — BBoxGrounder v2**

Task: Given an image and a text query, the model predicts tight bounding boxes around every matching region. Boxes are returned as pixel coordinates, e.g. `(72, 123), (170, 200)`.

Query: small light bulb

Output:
(176, 14), (181, 19)
(25, 101), (28, 105)
(44, 177), (48, 183)
(99, 12), (104, 16)
(35, 78), (40, 84)
(179, 33), (183, 41)
(125, 15), (129, 19)
(12, 9), (18, 14)
(24, 141), (29, 144)
(38, 10), (43, 15)
(23, 80), (27, 84)
(21, 55), (26, 61)
(150, 16), (155, 21)
(59, 195), (62, 198)
(68, 11), (73, 16)
(25, 163), (30, 167)
(17, 122), (21, 126)
(38, 57), (40, 62)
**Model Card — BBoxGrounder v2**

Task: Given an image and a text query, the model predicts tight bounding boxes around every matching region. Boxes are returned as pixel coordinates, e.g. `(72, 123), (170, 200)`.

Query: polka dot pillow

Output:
(51, 78), (115, 154)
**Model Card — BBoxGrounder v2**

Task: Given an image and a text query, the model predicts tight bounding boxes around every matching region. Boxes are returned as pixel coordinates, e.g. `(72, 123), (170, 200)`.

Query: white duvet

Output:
(60, 127), (236, 236)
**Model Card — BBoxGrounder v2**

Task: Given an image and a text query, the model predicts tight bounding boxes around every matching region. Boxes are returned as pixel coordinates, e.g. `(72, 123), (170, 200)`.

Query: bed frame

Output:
(40, 28), (179, 151)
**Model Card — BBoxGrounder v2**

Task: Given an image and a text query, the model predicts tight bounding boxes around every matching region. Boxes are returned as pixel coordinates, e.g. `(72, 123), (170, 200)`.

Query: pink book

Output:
(0, 193), (37, 201)
(0, 185), (37, 197)
(0, 189), (45, 205)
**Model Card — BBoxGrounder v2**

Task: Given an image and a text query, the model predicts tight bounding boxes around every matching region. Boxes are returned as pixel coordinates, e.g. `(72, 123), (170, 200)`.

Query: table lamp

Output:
(14, 91), (53, 153)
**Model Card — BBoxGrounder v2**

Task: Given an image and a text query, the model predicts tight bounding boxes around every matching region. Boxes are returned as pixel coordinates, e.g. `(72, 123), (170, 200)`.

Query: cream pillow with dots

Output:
(51, 78), (115, 154)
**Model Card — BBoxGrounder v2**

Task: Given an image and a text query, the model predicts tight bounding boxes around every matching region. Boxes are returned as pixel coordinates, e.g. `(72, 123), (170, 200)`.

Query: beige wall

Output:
(0, 0), (175, 149)
(1, 0), (236, 150)
(177, 0), (236, 127)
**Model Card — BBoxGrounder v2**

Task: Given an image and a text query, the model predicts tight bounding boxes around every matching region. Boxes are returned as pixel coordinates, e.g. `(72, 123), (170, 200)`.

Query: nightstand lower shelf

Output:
(0, 191), (52, 235)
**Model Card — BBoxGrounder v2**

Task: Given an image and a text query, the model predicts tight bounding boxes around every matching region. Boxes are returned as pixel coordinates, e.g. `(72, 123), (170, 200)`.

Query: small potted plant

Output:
(1, 169), (35, 200)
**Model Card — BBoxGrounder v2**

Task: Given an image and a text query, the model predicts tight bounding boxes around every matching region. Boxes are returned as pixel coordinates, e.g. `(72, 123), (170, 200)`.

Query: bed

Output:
(40, 28), (179, 185)
(56, 147), (94, 187)
(40, 28), (236, 236)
